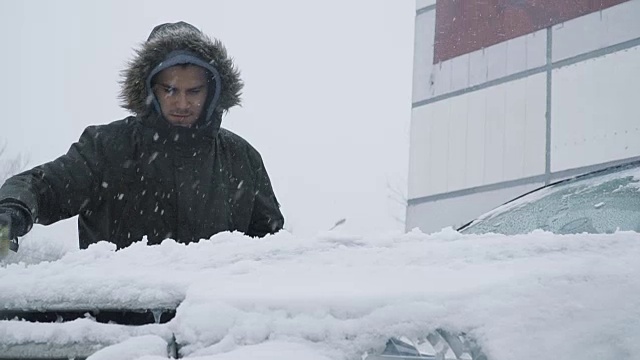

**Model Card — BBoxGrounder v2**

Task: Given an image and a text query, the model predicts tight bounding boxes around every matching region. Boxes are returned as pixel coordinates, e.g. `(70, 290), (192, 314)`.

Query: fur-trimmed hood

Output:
(120, 22), (243, 127)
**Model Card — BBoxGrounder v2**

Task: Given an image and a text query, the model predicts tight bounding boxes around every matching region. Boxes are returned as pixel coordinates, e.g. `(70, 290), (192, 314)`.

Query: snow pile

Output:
(86, 335), (169, 360)
(2, 228), (640, 360)
(0, 319), (171, 347)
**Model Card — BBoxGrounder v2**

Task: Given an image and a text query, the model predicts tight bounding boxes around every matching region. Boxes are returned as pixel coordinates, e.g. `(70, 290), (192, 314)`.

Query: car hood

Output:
(1, 229), (640, 359)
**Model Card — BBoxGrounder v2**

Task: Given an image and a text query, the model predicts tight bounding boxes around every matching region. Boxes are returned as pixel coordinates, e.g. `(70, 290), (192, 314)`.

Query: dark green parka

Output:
(0, 22), (284, 249)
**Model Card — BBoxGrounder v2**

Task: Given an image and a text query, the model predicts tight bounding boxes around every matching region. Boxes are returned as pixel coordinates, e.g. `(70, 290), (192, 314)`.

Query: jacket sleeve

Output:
(0, 126), (104, 225)
(246, 155), (284, 237)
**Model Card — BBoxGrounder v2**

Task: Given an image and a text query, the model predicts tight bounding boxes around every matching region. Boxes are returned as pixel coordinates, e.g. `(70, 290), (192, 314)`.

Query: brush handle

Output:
(0, 228), (9, 258)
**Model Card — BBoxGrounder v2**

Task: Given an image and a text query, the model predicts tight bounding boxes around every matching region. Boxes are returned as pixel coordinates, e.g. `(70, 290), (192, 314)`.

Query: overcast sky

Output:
(0, 1), (415, 243)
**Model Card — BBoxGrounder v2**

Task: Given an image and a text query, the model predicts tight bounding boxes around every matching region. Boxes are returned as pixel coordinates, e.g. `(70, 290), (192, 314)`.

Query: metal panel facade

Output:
(408, 0), (639, 233)
(551, 46), (640, 172)
(408, 74), (547, 199)
(552, 0), (640, 61)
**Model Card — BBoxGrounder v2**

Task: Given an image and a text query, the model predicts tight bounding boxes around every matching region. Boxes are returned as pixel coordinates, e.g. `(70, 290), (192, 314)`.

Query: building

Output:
(407, 0), (640, 233)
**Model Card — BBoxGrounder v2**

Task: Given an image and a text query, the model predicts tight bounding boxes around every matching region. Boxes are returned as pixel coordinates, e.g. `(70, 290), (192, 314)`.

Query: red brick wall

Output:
(434, 0), (629, 63)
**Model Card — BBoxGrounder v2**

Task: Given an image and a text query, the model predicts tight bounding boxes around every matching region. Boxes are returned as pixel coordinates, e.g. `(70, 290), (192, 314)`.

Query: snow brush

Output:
(0, 225), (18, 259)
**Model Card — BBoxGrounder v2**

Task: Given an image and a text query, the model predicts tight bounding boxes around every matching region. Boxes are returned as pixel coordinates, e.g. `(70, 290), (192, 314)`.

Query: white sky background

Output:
(0, 1), (415, 242)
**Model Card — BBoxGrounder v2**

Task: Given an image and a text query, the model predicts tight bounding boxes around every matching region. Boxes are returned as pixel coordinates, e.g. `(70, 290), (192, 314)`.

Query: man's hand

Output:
(0, 212), (14, 256)
(0, 204), (33, 256)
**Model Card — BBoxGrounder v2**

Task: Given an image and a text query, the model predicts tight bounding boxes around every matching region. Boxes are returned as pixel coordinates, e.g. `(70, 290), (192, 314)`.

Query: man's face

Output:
(152, 65), (209, 127)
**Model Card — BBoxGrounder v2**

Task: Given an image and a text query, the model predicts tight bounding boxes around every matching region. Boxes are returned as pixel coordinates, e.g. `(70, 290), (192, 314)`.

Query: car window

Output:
(460, 164), (640, 235)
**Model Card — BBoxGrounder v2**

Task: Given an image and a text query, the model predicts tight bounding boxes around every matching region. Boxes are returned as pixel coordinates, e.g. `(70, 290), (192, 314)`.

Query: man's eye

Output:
(188, 89), (201, 95)
(163, 87), (175, 94)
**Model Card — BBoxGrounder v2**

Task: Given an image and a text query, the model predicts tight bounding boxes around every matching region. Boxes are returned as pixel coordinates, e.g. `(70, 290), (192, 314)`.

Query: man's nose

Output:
(175, 93), (189, 109)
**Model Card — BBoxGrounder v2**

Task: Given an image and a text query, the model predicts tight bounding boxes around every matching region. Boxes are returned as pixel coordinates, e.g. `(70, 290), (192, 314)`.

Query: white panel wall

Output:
(408, 73), (547, 199)
(552, 0), (640, 62)
(406, 182), (544, 234)
(551, 45), (640, 172)
(408, 105), (433, 198)
(416, 0), (436, 10)
(446, 95), (469, 192)
(424, 30), (546, 101)
(504, 76), (548, 180)
(427, 100), (450, 195)
(412, 10), (436, 103)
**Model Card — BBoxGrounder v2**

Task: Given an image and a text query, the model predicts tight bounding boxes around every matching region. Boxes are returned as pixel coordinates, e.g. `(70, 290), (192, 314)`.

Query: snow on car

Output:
(2, 226), (640, 360)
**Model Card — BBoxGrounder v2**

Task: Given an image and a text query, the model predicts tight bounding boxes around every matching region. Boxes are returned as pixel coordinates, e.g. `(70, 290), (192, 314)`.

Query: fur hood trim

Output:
(120, 22), (243, 117)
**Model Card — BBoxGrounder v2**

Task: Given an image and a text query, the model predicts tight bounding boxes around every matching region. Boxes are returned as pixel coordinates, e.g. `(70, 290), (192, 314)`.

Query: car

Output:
(0, 233), (489, 360)
(1, 161), (639, 360)
(458, 160), (640, 235)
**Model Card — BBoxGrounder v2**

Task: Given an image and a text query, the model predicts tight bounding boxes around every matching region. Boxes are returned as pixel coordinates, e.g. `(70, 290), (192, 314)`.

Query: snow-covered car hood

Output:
(2, 229), (640, 360)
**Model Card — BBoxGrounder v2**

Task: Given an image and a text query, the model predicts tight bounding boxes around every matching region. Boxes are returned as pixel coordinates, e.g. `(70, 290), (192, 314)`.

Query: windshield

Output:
(460, 162), (640, 235)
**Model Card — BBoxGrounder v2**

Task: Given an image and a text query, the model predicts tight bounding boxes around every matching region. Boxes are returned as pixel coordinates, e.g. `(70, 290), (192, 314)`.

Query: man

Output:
(0, 21), (284, 251)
